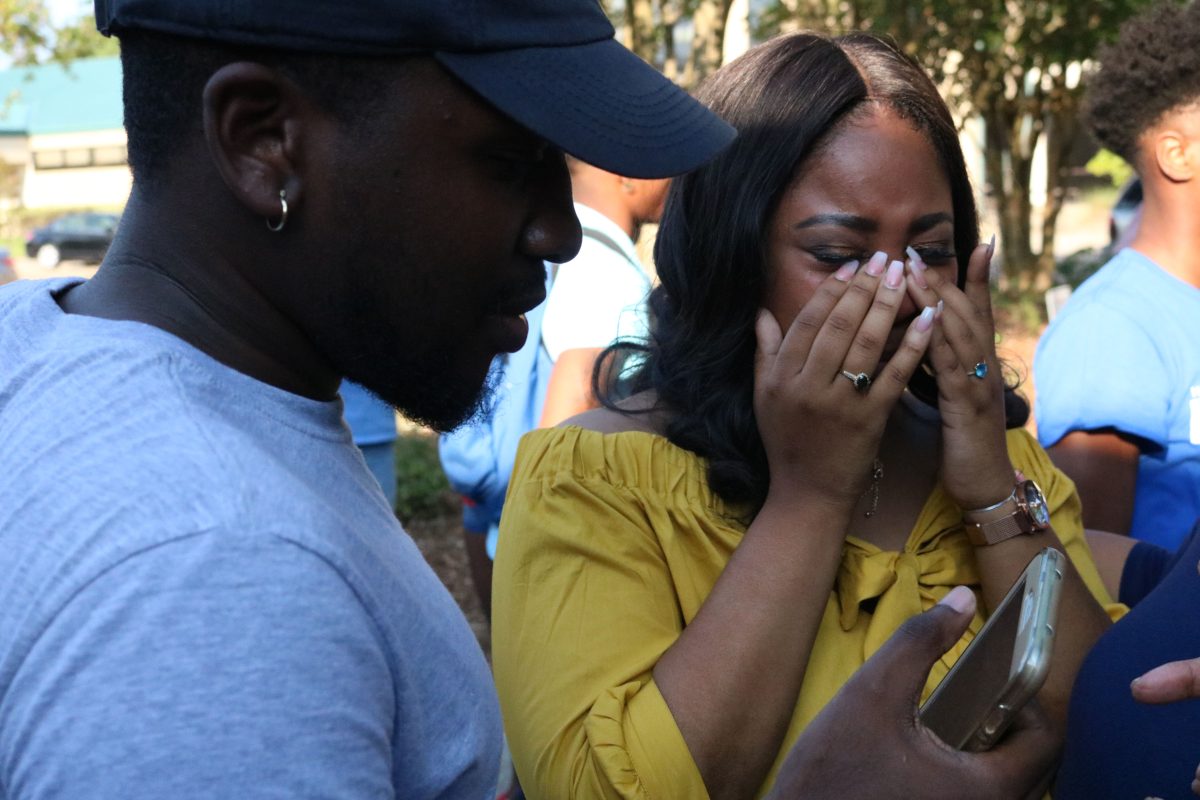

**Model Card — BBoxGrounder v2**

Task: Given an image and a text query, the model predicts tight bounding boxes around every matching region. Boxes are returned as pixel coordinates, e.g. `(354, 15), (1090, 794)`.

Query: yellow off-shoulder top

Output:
(492, 424), (1123, 800)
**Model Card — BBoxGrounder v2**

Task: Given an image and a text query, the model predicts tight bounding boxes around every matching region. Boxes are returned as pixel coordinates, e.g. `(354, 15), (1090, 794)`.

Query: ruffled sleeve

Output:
(492, 426), (720, 800)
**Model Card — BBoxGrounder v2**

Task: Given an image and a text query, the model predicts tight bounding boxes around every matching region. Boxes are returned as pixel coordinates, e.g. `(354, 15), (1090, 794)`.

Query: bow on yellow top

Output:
(840, 532), (978, 658)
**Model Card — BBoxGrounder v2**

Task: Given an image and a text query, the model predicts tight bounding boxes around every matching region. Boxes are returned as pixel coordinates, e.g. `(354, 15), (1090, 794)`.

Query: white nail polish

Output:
(833, 260), (860, 282)
(885, 260), (904, 288)
(866, 250), (888, 276)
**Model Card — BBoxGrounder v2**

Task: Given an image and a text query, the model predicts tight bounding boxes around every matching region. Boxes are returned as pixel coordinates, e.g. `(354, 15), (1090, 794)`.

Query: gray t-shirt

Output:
(0, 278), (501, 799)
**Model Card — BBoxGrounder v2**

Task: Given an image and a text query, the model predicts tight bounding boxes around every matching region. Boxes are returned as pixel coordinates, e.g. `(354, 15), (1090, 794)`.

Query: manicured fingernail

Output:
(938, 585), (976, 615)
(833, 260), (860, 282)
(885, 259), (904, 288)
(935, 299), (944, 318)
(915, 305), (935, 332)
(985, 234), (996, 261)
(905, 247), (929, 289)
(865, 250), (888, 276)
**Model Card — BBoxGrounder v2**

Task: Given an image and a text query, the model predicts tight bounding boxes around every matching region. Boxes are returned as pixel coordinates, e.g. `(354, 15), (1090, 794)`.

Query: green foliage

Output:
(1085, 148), (1134, 189)
(1, 3), (116, 66)
(392, 430), (457, 522)
(756, 0), (1157, 289)
(0, 0), (52, 66)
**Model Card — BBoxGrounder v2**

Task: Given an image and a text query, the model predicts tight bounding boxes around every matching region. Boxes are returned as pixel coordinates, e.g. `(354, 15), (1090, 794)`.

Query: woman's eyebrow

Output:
(909, 212), (953, 234)
(792, 213), (875, 232)
(791, 211), (953, 234)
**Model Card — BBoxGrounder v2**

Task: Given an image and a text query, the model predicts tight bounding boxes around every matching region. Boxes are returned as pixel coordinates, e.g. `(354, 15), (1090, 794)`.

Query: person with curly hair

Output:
(491, 31), (1121, 800)
(1035, 0), (1200, 551)
(1038, 4), (1200, 797)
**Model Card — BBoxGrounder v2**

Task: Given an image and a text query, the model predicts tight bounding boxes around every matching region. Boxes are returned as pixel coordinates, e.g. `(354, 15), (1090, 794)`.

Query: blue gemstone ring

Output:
(969, 361), (988, 380)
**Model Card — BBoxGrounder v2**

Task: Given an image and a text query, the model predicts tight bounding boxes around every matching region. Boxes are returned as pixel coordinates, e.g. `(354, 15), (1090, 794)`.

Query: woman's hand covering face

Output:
(754, 250), (936, 511)
(904, 240), (1016, 511)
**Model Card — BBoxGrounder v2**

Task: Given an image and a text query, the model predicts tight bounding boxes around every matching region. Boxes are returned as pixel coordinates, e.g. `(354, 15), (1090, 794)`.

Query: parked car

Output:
(25, 212), (119, 268)
(1109, 177), (1143, 247)
(0, 246), (16, 285)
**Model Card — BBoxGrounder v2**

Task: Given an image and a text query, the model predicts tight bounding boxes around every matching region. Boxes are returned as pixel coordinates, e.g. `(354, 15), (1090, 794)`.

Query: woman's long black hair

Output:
(598, 31), (1028, 515)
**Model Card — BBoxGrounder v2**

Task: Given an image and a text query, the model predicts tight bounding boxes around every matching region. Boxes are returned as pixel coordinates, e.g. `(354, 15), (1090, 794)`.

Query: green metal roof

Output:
(0, 57), (122, 136)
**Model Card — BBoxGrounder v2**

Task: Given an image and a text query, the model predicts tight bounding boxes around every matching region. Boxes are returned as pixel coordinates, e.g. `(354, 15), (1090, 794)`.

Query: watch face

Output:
(1021, 481), (1051, 529)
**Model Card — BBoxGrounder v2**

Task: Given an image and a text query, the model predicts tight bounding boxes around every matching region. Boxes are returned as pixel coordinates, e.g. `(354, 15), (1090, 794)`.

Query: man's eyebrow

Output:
(792, 213), (875, 232)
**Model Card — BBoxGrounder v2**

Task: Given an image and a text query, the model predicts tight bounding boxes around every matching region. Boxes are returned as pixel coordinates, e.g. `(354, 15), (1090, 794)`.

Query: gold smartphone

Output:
(919, 547), (1065, 751)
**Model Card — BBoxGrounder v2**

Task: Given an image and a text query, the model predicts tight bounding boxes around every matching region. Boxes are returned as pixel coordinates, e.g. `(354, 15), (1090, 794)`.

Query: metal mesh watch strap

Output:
(962, 478), (1050, 546)
(964, 510), (1027, 546)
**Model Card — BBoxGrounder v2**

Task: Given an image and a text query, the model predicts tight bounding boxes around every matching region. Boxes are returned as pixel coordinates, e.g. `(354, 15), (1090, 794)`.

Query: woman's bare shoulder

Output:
(561, 391), (666, 436)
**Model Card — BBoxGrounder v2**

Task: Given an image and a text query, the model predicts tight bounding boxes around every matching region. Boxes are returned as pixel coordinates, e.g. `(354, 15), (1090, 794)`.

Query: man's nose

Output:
(523, 152), (582, 265)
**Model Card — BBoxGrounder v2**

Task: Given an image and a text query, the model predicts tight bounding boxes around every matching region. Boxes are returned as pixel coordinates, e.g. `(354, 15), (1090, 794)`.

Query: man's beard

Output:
(313, 251), (499, 432)
(343, 342), (499, 434)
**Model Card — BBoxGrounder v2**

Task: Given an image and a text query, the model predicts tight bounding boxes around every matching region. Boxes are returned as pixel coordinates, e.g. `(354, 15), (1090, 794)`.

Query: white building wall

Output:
(23, 164), (131, 209)
(22, 128), (130, 210)
(0, 135), (26, 166)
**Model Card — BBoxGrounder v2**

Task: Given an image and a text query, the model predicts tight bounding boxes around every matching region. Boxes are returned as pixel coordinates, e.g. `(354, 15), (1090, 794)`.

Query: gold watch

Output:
(962, 479), (1051, 546)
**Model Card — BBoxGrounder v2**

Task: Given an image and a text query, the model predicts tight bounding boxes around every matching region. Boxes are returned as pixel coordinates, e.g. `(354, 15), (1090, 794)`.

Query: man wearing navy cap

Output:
(0, 3), (730, 797)
(0, 3), (1057, 798)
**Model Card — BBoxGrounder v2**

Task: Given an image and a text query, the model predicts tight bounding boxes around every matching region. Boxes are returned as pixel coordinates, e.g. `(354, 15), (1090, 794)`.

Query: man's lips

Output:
(490, 280), (546, 318)
(484, 280), (547, 354)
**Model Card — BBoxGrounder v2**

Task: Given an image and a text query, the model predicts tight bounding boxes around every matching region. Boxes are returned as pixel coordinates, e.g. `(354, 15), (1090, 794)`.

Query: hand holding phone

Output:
(766, 586), (1059, 799)
(919, 548), (1065, 751)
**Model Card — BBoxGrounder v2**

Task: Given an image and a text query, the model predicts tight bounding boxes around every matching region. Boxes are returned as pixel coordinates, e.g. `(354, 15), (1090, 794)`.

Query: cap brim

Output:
(436, 39), (735, 179)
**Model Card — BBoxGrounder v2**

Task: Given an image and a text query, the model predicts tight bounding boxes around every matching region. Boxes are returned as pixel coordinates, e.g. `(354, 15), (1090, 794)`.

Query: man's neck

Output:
(1129, 186), (1200, 288)
(60, 190), (339, 400)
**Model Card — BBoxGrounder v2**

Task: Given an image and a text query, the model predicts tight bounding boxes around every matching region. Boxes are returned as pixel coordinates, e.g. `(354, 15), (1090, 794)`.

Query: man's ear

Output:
(1152, 128), (1196, 183)
(202, 62), (311, 220)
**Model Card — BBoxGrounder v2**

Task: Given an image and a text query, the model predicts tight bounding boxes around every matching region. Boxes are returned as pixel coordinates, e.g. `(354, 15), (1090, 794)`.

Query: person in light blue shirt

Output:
(1033, 0), (1200, 551)
(0, 0), (733, 797)
(1036, 249), (1200, 549)
(340, 379), (398, 508)
(0, 278), (502, 798)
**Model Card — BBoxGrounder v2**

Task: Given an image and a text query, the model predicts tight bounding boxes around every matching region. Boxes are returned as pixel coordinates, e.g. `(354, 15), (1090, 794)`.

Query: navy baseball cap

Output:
(94, 0), (735, 178)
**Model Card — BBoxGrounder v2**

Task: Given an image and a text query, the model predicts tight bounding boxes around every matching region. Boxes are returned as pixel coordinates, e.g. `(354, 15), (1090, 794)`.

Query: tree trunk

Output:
(661, 17), (679, 81)
(984, 109), (1026, 289)
(1034, 101), (1080, 289)
(995, 96), (1044, 290)
(683, 0), (733, 89)
(623, 0), (657, 64)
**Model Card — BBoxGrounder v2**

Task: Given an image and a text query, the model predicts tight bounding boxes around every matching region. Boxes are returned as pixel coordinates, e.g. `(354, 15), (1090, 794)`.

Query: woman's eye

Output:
(809, 248), (865, 266)
(910, 245), (957, 265)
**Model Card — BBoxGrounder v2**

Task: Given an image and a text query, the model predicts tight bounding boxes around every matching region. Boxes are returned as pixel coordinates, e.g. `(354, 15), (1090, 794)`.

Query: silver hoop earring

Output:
(266, 189), (288, 233)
